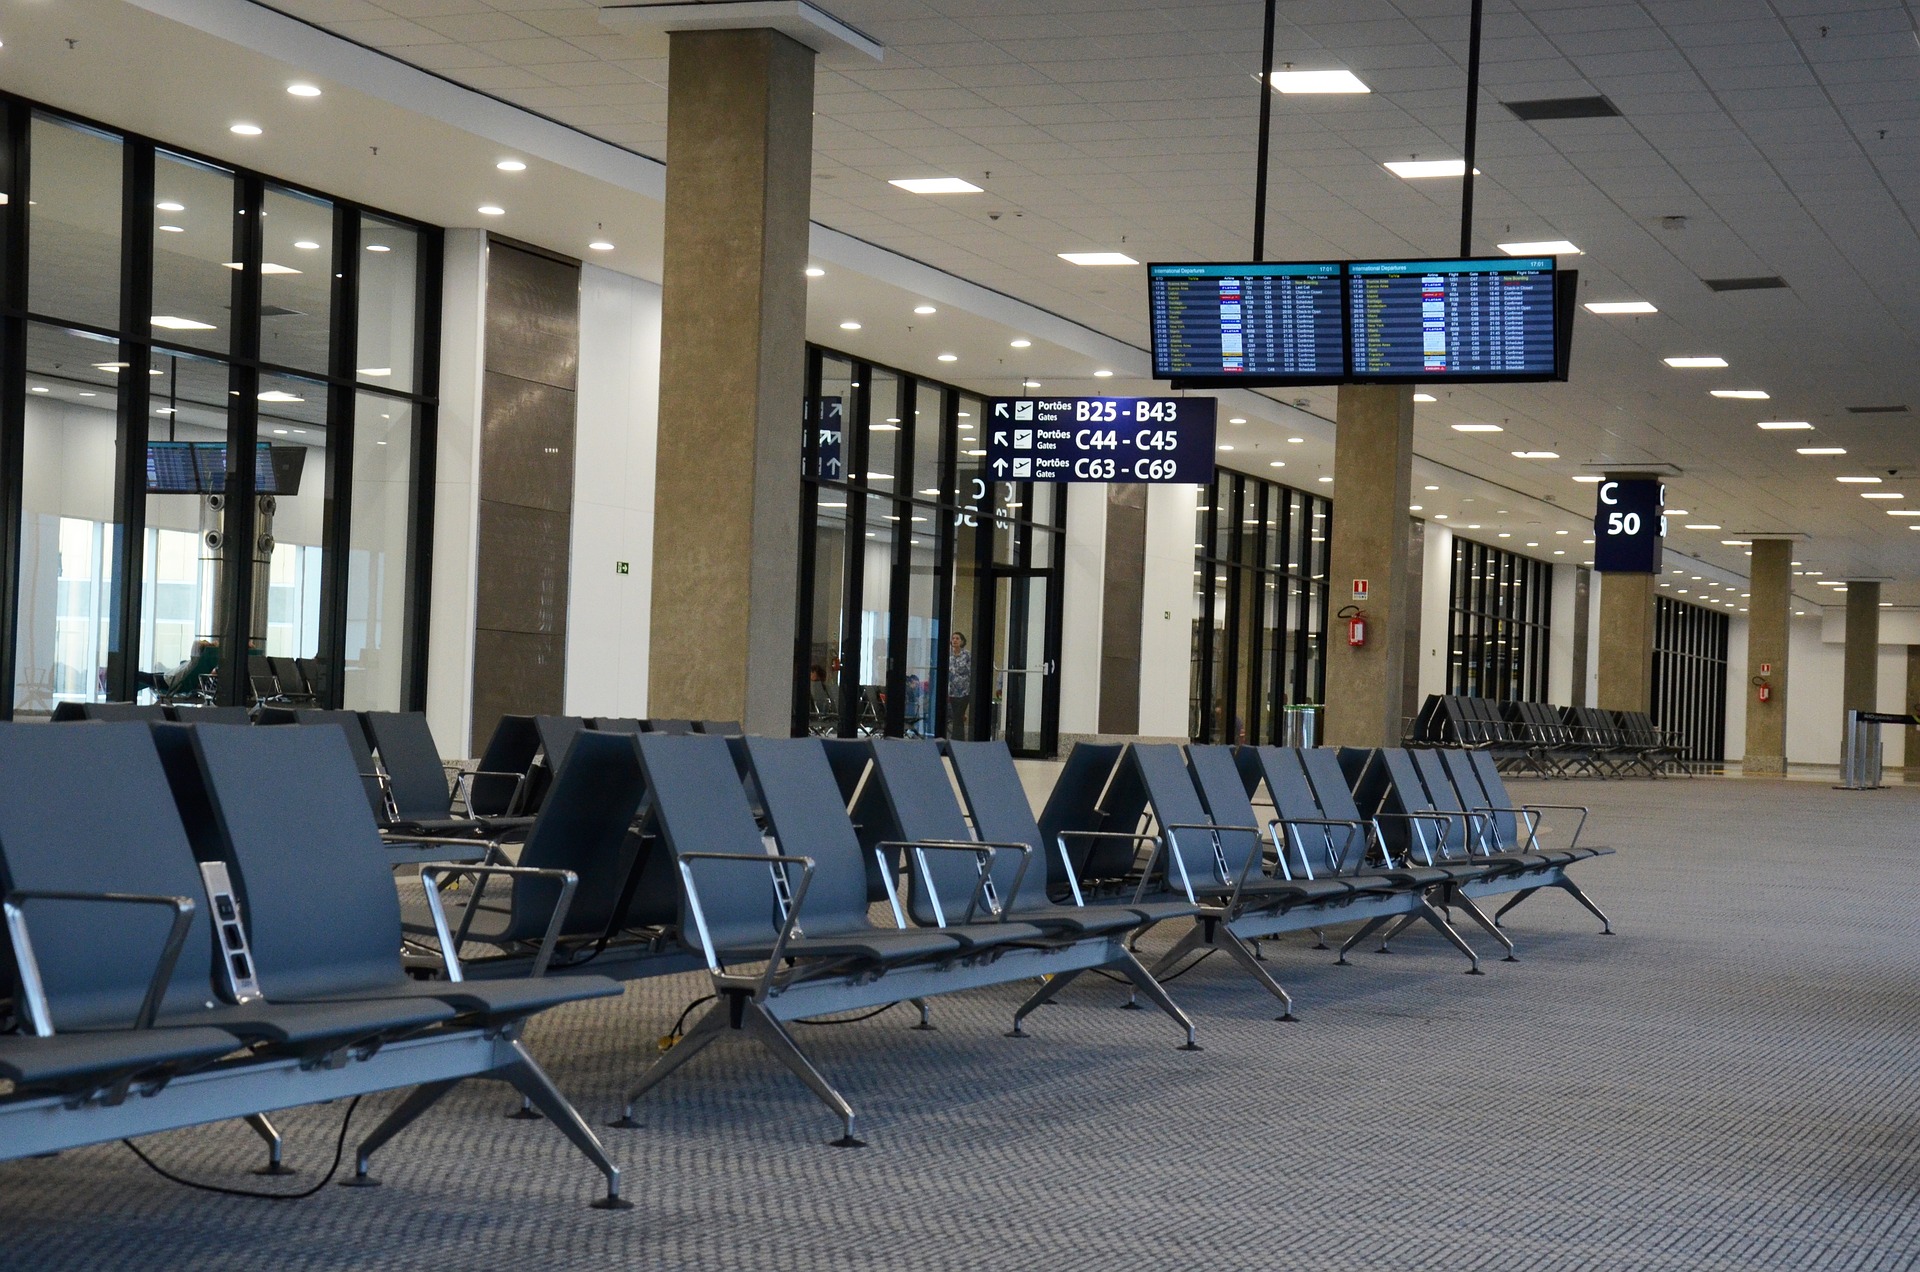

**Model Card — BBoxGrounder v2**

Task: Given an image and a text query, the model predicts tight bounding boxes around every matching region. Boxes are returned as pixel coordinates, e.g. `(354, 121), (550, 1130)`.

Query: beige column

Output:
(1904, 646), (1920, 774)
(1323, 384), (1414, 747)
(1842, 581), (1881, 720)
(1595, 571), (1657, 713)
(648, 29), (815, 733)
(1742, 539), (1792, 775)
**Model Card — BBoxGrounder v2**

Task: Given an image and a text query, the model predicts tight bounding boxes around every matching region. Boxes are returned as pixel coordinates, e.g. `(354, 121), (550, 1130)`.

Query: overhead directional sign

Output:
(985, 397), (1216, 484)
(1592, 478), (1666, 573)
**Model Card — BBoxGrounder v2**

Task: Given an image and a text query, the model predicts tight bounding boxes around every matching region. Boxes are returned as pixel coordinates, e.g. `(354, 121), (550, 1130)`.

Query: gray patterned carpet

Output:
(7, 775), (1920, 1270)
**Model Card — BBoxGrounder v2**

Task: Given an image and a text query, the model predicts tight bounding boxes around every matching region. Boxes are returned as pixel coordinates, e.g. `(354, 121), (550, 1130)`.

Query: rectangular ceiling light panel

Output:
(1271, 69), (1369, 93)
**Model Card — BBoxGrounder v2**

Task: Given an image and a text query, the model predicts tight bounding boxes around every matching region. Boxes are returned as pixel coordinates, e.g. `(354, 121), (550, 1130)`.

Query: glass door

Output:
(980, 566), (1057, 757)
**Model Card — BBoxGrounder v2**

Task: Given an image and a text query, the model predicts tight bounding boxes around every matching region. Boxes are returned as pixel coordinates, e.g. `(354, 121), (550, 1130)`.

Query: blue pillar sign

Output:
(1592, 478), (1666, 572)
(984, 397), (1216, 483)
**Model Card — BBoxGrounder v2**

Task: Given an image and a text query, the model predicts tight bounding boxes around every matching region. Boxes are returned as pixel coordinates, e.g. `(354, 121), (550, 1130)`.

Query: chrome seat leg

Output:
(1558, 878), (1614, 934)
(245, 1112), (292, 1176)
(500, 1040), (631, 1210)
(1009, 969), (1083, 1037)
(1218, 929), (1296, 1021)
(1112, 950), (1201, 1049)
(741, 1006), (864, 1148)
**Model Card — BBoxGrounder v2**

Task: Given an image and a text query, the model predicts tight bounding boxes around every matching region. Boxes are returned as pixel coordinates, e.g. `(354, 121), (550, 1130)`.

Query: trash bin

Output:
(1282, 705), (1319, 749)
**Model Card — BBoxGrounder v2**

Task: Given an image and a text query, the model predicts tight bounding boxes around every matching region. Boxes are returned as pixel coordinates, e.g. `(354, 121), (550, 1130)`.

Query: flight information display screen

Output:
(1347, 257), (1558, 380)
(1149, 262), (1345, 383)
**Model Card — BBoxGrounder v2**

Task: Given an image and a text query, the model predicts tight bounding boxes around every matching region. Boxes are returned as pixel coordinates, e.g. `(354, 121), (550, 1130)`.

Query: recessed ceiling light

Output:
(1798, 447), (1845, 455)
(496, 159), (527, 172)
(1862, 492), (1903, 499)
(1511, 450), (1559, 459)
(1287, 437), (1304, 444)
(1466, 523), (1481, 529)
(1664, 357), (1727, 368)
(158, 224), (184, 233)
(1585, 301), (1657, 314)
(1411, 505), (1424, 512)
(1318, 476), (1333, 483)
(804, 267), (825, 278)
(589, 240), (614, 252)
(1094, 369), (1114, 378)
(1452, 423), (1503, 432)
(938, 353), (958, 362)
(151, 315), (216, 330)
(1711, 389), (1768, 399)
(229, 123), (262, 136)
(1757, 421), (1810, 430)
(1722, 539), (1753, 546)
(1836, 475), (1882, 483)
(77, 392), (95, 398)
(1498, 240), (1580, 255)
(257, 390), (304, 403)
(1884, 509), (1920, 516)
(29, 385), (48, 393)
(1270, 69), (1370, 93)
(913, 305), (936, 315)
(839, 321), (861, 331)
(1218, 444), (1235, 452)
(1269, 461), (1285, 468)
(1009, 339), (1032, 349)
(477, 205), (505, 217)
(358, 367), (392, 377)
(1058, 252), (1138, 266)
(272, 428), (288, 435)
(890, 177), (983, 194)
(1571, 474), (1603, 483)
(366, 244), (390, 253)
(1384, 159), (1476, 178)
(1228, 417), (1248, 425)
(156, 200), (185, 213)
(1684, 523), (1721, 530)
(291, 240), (321, 251)
(1412, 393), (1436, 402)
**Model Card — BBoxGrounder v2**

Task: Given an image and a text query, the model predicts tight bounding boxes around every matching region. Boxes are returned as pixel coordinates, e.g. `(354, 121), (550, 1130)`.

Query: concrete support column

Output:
(1742, 539), (1792, 775)
(1595, 571), (1656, 713)
(1842, 581), (1881, 724)
(1904, 646), (1920, 774)
(648, 29), (815, 733)
(1323, 384), (1414, 747)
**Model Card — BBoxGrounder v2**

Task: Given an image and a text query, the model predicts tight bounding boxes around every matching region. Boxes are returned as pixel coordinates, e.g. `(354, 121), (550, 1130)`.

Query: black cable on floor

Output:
(793, 1003), (897, 1026)
(668, 994), (716, 1039)
(121, 1096), (362, 1201)
(1091, 947), (1216, 985)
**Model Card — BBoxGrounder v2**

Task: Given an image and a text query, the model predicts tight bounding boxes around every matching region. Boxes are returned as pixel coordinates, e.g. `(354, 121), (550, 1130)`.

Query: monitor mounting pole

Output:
(1459, 0), (1485, 257)
(1252, 0), (1277, 262)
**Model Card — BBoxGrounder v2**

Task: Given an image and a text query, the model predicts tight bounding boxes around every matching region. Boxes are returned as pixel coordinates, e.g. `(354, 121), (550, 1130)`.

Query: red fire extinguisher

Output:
(1752, 676), (1771, 704)
(1339, 604), (1368, 648)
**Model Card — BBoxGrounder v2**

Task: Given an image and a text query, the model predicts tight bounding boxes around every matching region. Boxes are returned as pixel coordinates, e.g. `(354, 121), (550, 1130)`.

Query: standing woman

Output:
(946, 632), (973, 740)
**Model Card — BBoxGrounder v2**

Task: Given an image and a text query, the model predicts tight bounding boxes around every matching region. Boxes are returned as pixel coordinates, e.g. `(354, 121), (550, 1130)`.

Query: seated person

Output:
(134, 638), (219, 700)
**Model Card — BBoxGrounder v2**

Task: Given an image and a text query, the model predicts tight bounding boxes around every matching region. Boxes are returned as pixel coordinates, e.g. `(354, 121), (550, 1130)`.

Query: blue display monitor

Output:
(1149, 261), (1346, 386)
(1347, 256), (1561, 382)
(145, 442), (306, 495)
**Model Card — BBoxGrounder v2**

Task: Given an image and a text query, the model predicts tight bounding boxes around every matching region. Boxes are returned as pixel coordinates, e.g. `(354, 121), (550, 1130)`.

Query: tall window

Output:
(1445, 537), (1551, 702)
(1191, 468), (1330, 744)
(1652, 596), (1729, 763)
(2, 99), (440, 716)
(796, 349), (1066, 755)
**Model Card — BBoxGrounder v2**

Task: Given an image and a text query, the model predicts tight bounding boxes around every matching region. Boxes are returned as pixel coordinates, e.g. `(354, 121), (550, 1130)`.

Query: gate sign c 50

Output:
(1592, 478), (1666, 573)
(984, 397), (1216, 484)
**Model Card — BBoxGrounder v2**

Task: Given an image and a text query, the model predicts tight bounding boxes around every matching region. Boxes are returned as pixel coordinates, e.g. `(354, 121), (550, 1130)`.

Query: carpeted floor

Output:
(6, 775), (1920, 1270)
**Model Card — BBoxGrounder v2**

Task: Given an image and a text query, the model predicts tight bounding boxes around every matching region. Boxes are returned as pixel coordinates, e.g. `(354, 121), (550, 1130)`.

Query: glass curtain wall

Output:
(796, 348), (1066, 755)
(1651, 595), (1729, 763)
(1445, 537), (1553, 702)
(1, 97), (440, 717)
(1191, 468), (1330, 744)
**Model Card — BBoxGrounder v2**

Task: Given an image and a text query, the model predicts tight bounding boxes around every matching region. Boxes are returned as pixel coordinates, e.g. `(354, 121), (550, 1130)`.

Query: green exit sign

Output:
(616, 561), (630, 575)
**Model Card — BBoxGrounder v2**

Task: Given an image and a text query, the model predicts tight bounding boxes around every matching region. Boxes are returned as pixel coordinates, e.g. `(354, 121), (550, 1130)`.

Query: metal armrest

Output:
(3, 890), (197, 1035)
(884, 839), (1032, 926)
(1054, 829), (1165, 904)
(675, 851), (815, 999)
(1468, 804), (1543, 852)
(1521, 803), (1590, 848)
(1266, 816), (1368, 879)
(1158, 822), (1262, 915)
(454, 769), (530, 818)
(1370, 811), (1456, 867)
(420, 863), (578, 980)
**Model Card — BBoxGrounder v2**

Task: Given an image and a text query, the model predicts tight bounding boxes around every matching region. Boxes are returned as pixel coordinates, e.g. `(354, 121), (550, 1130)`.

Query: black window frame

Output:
(1445, 536), (1552, 702)
(1651, 595), (1729, 764)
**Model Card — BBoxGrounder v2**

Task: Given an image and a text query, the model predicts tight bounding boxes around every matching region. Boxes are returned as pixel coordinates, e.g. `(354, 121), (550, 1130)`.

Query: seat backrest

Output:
(866, 739), (1011, 926)
(86, 702), (171, 722)
(1248, 747), (1327, 877)
(504, 730), (650, 943)
(645, 718), (695, 736)
(1127, 743), (1244, 892)
(743, 737), (884, 937)
(1376, 748), (1445, 863)
(1467, 751), (1525, 832)
(0, 723), (219, 1031)
(822, 740), (899, 903)
(1035, 742), (1129, 882)
(295, 657), (329, 700)
(528, 715), (590, 816)
(472, 714), (540, 815)
(178, 723), (408, 999)
(946, 740), (1052, 911)
(1184, 745), (1265, 882)
(171, 705), (253, 726)
(364, 711), (454, 821)
(1411, 748), (1473, 854)
(1442, 748), (1514, 850)
(698, 720), (744, 737)
(268, 656), (308, 697)
(593, 717), (643, 734)
(633, 734), (786, 954)
(285, 709), (382, 817)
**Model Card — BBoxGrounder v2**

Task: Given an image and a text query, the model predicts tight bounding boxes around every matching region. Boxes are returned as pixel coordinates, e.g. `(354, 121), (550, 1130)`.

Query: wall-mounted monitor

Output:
(1149, 261), (1345, 387)
(1147, 255), (1574, 387)
(145, 442), (307, 495)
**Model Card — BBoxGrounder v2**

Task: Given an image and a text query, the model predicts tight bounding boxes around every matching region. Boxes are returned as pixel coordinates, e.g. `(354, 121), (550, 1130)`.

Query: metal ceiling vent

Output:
(1846, 405), (1910, 414)
(1503, 95), (1620, 121)
(1702, 276), (1789, 292)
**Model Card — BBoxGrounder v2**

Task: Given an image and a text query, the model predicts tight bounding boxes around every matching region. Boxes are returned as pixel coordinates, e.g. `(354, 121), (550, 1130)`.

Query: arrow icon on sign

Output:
(994, 402), (1009, 418)
(992, 458), (1008, 476)
(994, 431), (1007, 446)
